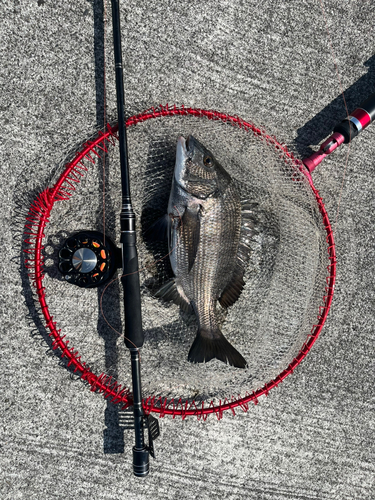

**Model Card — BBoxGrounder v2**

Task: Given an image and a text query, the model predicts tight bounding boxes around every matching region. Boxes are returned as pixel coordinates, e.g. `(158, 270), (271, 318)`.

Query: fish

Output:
(150, 135), (254, 368)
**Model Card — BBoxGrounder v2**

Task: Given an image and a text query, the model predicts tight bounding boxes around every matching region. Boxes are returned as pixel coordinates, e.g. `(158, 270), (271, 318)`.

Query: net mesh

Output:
(27, 106), (333, 415)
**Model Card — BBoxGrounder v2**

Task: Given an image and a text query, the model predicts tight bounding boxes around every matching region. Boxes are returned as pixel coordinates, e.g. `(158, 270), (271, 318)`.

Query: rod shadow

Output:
(91, 0), (128, 454)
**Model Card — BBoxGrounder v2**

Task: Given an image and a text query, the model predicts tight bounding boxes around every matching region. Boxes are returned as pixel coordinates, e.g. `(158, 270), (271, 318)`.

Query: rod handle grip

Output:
(121, 232), (143, 348)
(334, 92), (375, 143)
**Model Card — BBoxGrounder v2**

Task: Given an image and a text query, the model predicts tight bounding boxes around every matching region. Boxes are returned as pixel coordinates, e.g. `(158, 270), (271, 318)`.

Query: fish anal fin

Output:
(188, 328), (247, 368)
(155, 278), (191, 313)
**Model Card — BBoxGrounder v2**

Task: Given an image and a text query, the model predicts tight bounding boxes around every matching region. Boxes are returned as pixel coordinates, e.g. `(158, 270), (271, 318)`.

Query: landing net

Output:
(24, 106), (335, 418)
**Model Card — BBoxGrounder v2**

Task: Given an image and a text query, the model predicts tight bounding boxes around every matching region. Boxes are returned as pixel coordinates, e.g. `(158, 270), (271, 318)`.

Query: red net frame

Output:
(23, 105), (336, 420)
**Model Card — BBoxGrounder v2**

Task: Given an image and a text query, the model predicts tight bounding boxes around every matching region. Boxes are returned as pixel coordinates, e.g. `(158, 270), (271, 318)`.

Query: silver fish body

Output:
(156, 135), (251, 368)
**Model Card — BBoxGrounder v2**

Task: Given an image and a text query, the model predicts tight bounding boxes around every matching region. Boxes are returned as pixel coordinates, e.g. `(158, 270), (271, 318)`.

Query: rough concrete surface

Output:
(1, 1), (374, 499)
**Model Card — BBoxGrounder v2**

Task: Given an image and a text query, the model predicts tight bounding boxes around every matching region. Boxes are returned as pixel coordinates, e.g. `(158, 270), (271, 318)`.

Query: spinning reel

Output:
(58, 230), (122, 288)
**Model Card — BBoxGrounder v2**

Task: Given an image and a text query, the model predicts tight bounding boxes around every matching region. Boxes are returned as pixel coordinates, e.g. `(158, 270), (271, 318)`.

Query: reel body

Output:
(58, 230), (121, 288)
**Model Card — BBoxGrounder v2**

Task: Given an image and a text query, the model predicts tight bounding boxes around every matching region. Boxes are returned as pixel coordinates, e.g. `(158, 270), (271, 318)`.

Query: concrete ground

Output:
(1, 1), (374, 499)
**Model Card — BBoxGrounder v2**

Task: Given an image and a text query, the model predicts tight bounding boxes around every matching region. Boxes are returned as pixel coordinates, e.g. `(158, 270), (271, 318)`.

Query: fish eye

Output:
(203, 156), (213, 167)
(187, 156), (192, 162)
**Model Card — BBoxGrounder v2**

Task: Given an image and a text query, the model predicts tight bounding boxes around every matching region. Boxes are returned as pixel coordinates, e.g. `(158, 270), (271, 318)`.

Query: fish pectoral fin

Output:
(181, 205), (201, 273)
(188, 328), (247, 369)
(155, 278), (192, 313)
(144, 214), (170, 242)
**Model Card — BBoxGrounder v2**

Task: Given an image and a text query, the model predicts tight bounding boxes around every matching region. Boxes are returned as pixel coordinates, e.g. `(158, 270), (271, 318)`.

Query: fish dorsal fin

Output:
(155, 278), (192, 313)
(181, 205), (201, 273)
(218, 201), (257, 308)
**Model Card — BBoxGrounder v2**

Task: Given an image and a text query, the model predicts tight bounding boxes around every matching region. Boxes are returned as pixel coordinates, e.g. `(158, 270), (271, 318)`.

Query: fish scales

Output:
(182, 186), (241, 327)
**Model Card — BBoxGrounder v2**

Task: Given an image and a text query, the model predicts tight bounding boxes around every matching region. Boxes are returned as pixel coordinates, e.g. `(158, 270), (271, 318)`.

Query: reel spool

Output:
(58, 230), (121, 288)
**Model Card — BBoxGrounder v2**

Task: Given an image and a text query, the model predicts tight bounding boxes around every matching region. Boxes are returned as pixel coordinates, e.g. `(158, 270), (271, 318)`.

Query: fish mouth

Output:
(175, 135), (205, 189)
(176, 136), (188, 164)
(186, 135), (192, 153)
(177, 135), (197, 157)
(186, 135), (200, 155)
(177, 136), (188, 154)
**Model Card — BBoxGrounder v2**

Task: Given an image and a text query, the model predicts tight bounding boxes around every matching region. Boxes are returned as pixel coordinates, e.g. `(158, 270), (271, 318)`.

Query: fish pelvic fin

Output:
(188, 328), (247, 369)
(155, 278), (192, 313)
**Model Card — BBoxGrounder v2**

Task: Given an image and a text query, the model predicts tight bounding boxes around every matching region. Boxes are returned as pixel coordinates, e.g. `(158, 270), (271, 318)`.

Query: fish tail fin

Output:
(188, 329), (247, 369)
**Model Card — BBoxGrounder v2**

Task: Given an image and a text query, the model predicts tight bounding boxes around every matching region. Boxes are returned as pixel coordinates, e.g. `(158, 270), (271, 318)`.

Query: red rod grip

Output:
(303, 92), (375, 172)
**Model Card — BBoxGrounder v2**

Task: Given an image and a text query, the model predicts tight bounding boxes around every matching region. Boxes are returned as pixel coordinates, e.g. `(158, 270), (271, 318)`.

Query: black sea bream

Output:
(154, 135), (253, 368)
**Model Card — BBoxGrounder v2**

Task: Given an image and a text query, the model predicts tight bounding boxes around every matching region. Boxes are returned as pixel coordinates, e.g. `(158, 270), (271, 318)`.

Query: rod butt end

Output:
(133, 447), (150, 477)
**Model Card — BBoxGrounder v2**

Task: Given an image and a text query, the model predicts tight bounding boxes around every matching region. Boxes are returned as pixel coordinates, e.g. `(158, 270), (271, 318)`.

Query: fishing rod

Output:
(53, 0), (159, 475)
(303, 92), (375, 171)
(110, 0), (155, 476)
